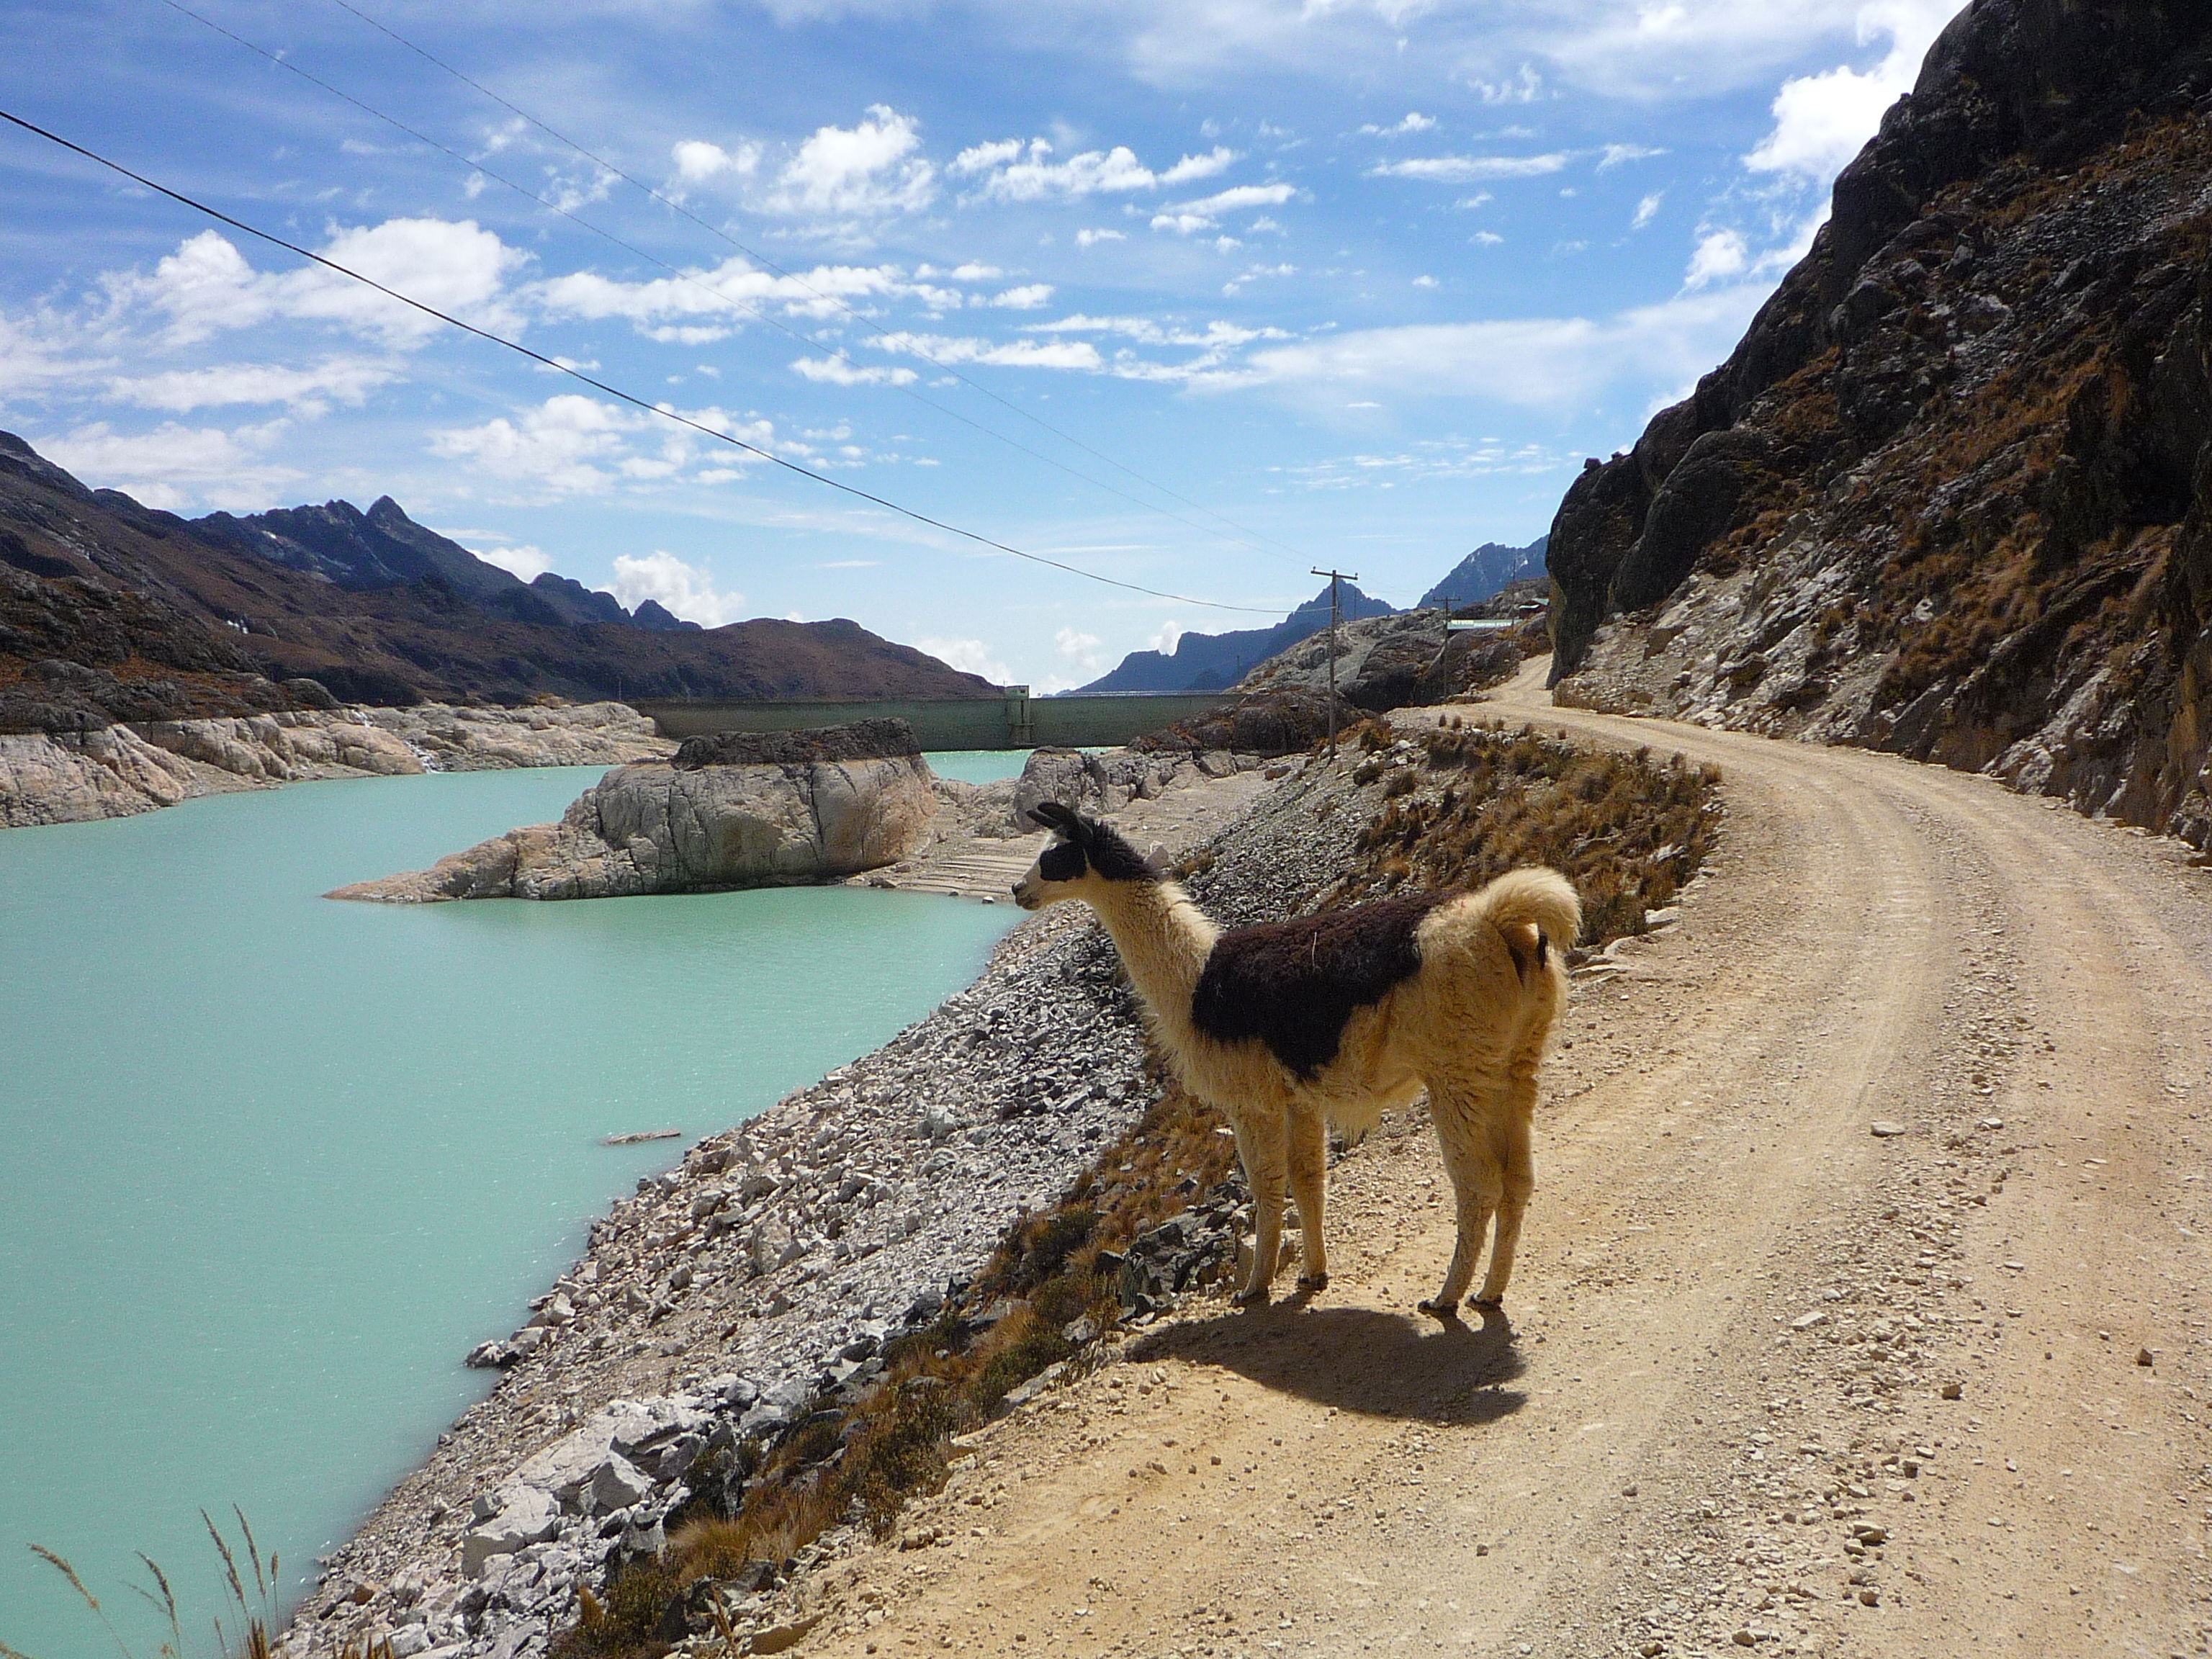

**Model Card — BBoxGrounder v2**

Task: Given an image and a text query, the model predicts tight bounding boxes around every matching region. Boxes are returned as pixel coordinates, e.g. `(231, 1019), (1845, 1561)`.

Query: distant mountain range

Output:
(1073, 535), (1547, 695)
(0, 431), (993, 734)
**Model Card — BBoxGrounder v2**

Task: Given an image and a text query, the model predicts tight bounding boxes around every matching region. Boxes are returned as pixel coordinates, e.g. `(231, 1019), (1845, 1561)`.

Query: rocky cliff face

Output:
(333, 721), (940, 901)
(1545, 0), (2212, 849)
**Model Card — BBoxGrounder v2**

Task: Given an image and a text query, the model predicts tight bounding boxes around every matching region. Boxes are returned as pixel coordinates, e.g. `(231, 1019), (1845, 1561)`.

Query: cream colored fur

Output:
(1014, 850), (1578, 1314)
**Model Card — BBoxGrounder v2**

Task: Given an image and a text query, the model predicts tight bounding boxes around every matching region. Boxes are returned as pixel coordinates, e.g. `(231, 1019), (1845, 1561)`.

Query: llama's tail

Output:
(1470, 866), (1581, 968)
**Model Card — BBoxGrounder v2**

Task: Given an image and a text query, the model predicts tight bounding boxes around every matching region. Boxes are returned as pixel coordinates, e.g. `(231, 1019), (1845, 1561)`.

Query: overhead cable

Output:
(0, 107), (1283, 614)
(153, 0), (1295, 570)
(321, 0), (1315, 565)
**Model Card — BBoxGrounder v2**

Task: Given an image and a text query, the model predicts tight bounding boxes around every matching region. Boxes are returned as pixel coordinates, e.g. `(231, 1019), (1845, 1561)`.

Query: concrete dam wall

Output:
(633, 688), (1236, 751)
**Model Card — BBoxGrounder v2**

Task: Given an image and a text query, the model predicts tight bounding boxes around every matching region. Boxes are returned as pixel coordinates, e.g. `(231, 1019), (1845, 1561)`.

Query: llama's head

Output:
(1012, 802), (1160, 910)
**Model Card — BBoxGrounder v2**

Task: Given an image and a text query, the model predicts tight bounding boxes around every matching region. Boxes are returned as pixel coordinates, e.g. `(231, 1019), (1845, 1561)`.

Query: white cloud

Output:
(1359, 112), (1438, 135)
(36, 418), (297, 512)
(1470, 64), (1544, 104)
(918, 637), (1012, 683)
(1076, 228), (1127, 247)
(868, 331), (1104, 371)
(107, 357), (395, 415)
(1151, 181), (1297, 233)
(988, 284), (1056, 309)
(671, 138), (761, 184)
(0, 313), (89, 395)
(1632, 192), (1664, 230)
(1055, 626), (1107, 671)
(535, 255), (918, 335)
(1473, 231), (1505, 246)
(469, 541), (556, 580)
(1209, 287), (1771, 408)
(957, 140), (1238, 201)
(1370, 153), (1569, 183)
(611, 551), (745, 627)
(1598, 143), (1665, 168)
(790, 354), (920, 385)
(947, 263), (1003, 280)
(102, 221), (527, 349)
(1222, 262), (1297, 295)
(1150, 621), (1182, 655)
(1684, 229), (1750, 288)
(768, 105), (936, 220)
(428, 394), (640, 493)
(1412, 274), (1439, 288)
(1745, 2), (1959, 182)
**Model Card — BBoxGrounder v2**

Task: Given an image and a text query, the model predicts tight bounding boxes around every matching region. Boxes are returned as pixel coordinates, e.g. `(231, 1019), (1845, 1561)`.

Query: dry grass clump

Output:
(1331, 718), (1720, 945)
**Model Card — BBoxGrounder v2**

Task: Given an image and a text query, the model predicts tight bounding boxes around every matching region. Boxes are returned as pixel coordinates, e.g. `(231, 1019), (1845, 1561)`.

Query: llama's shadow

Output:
(1128, 1300), (1527, 1426)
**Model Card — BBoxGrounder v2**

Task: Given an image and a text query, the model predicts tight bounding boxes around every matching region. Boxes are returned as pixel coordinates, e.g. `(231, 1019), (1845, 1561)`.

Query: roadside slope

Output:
(784, 657), (2212, 1659)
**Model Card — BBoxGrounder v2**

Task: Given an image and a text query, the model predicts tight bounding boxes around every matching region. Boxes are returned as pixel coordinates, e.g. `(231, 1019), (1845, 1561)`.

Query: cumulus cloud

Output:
(1151, 181), (1297, 233)
(611, 552), (744, 627)
(768, 105), (935, 220)
(36, 418), (298, 512)
(1076, 228), (1127, 247)
(1206, 287), (1771, 408)
(868, 331), (1104, 371)
(1745, 2), (1959, 182)
(1369, 153), (1569, 183)
(1359, 112), (1438, 135)
(1470, 64), (1544, 104)
(954, 139), (1237, 201)
(1055, 626), (1107, 671)
(1151, 621), (1182, 655)
(428, 394), (640, 493)
(1684, 229), (1750, 289)
(107, 357), (395, 415)
(536, 255), (921, 336)
(671, 139), (760, 184)
(468, 541), (557, 580)
(102, 221), (527, 349)
(790, 354), (920, 385)
(987, 284), (1055, 309)
(918, 637), (1013, 683)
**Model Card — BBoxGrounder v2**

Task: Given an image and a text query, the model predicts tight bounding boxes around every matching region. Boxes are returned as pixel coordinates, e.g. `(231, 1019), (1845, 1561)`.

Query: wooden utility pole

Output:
(1310, 566), (1358, 760)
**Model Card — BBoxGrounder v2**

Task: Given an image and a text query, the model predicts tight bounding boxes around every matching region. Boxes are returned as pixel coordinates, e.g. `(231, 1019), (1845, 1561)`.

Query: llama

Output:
(1012, 802), (1578, 1316)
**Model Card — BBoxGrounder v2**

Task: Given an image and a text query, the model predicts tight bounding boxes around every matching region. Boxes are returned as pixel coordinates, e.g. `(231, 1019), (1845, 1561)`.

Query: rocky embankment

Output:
(0, 702), (671, 830)
(1542, 0), (2212, 851)
(329, 720), (940, 902)
(279, 760), (1337, 1659)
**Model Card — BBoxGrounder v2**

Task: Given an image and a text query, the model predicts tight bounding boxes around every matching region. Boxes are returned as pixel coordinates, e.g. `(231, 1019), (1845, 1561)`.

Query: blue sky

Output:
(0, 0), (1961, 688)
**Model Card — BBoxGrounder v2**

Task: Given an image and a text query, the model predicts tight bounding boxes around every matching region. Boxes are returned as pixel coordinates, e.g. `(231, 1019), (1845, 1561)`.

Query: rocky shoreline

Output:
(0, 702), (673, 830)
(277, 760), (1328, 1659)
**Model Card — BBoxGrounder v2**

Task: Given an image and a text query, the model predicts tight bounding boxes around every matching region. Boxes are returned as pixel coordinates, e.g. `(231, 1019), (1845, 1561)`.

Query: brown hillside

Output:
(1545, 0), (2212, 851)
(0, 432), (992, 732)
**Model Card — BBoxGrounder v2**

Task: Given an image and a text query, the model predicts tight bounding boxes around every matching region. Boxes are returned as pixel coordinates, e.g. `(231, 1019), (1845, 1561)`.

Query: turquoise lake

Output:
(0, 754), (1024, 1657)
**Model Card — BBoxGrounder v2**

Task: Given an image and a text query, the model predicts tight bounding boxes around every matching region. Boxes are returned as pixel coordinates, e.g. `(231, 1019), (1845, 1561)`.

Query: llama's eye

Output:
(1039, 841), (1085, 881)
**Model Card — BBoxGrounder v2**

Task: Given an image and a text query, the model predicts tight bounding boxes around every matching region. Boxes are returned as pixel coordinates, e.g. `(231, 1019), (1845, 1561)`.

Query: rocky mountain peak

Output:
(1545, 0), (2212, 851)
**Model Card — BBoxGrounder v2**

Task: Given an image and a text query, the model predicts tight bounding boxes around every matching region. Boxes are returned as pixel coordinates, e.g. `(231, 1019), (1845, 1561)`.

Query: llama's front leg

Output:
(1286, 1101), (1330, 1292)
(1232, 1113), (1287, 1306)
(1421, 1100), (1501, 1318)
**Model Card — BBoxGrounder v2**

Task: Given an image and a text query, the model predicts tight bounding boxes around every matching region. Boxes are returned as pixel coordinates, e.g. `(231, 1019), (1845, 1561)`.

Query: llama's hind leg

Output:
(1231, 1112), (1288, 1306)
(1286, 1100), (1329, 1292)
(1420, 1093), (1502, 1318)
(1475, 1039), (1545, 1305)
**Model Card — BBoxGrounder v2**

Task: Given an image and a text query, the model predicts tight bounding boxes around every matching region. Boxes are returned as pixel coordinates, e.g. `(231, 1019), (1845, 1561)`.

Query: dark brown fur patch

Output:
(1190, 894), (1449, 1078)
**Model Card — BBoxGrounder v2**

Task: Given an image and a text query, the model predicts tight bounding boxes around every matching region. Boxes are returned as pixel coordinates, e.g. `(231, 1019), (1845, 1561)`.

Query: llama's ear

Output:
(1028, 801), (1079, 835)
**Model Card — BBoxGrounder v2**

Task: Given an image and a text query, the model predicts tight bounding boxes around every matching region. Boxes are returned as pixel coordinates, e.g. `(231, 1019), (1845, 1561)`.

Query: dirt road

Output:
(789, 660), (2212, 1659)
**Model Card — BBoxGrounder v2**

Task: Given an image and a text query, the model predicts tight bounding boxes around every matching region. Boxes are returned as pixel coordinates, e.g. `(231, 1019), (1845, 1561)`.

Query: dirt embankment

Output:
(775, 658), (2212, 1659)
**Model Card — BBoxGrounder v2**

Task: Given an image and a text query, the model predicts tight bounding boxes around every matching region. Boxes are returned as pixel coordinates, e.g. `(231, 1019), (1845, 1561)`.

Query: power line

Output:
(152, 0), (1298, 570)
(0, 106), (1283, 614)
(320, 0), (1315, 567)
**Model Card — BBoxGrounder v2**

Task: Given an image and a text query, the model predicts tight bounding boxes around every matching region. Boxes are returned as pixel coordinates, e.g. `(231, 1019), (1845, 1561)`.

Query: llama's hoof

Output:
(1295, 1272), (1329, 1293)
(1231, 1284), (1270, 1308)
(1472, 1292), (1505, 1309)
(1417, 1296), (1460, 1319)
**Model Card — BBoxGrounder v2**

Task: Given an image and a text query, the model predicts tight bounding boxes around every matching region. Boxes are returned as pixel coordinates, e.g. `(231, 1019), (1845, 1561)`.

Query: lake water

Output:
(0, 752), (1024, 1656)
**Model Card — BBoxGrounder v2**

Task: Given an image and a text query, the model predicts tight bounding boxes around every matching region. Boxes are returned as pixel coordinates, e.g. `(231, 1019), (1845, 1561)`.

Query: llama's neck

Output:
(1088, 879), (1218, 1035)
